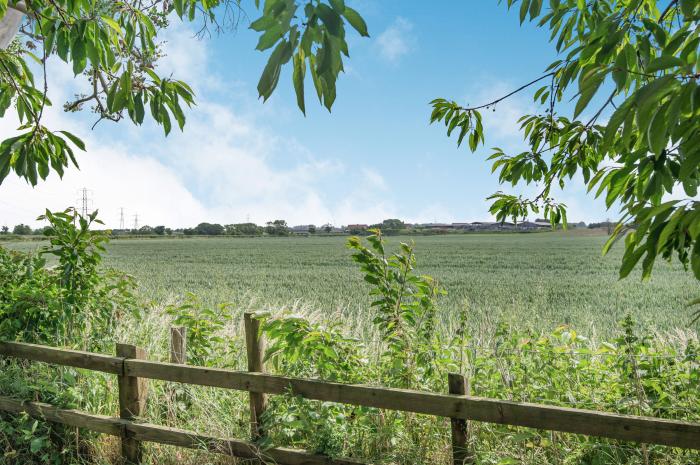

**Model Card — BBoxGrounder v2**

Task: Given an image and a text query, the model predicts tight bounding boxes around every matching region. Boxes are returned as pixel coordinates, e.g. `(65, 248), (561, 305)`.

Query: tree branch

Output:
(457, 72), (556, 112)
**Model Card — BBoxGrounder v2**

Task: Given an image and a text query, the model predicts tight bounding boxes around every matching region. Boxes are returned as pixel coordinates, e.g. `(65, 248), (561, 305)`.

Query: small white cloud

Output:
(361, 168), (387, 191)
(376, 17), (414, 63)
(462, 79), (536, 152)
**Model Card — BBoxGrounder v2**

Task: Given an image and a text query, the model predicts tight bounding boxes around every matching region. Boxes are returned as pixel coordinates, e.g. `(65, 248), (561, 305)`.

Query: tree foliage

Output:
(431, 0), (700, 292)
(0, 0), (368, 185)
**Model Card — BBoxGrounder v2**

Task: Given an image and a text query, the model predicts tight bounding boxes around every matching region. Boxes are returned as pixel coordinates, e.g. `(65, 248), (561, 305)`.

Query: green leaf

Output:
(612, 49), (628, 91)
(30, 438), (43, 453)
(133, 92), (145, 124)
(101, 16), (122, 35)
(647, 107), (668, 156)
(71, 40), (87, 75)
(692, 239), (700, 280)
(57, 131), (85, 151)
(343, 7), (369, 37)
(250, 14), (276, 32)
(619, 246), (645, 279)
(257, 41), (286, 100)
(574, 70), (604, 118)
(519, 0), (531, 23)
(330, 0), (345, 12)
(680, 0), (697, 16)
(293, 52), (306, 114)
(316, 3), (342, 36)
(646, 55), (685, 73)
(256, 23), (286, 51)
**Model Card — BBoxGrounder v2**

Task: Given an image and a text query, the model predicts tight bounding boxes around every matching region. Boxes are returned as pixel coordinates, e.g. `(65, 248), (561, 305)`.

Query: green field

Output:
(5, 231), (696, 335)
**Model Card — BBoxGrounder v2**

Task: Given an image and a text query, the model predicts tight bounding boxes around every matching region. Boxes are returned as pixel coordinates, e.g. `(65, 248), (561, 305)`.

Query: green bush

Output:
(0, 208), (138, 464)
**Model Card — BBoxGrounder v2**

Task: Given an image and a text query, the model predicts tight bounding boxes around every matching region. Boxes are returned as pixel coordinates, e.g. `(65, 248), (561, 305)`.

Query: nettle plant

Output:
(347, 229), (445, 389)
(259, 313), (366, 455)
(0, 208), (136, 348)
(165, 292), (233, 366)
(430, 0), (700, 299)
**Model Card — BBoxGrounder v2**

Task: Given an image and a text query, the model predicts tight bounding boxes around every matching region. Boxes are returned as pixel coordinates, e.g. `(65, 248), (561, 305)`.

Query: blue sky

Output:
(0, 0), (614, 229)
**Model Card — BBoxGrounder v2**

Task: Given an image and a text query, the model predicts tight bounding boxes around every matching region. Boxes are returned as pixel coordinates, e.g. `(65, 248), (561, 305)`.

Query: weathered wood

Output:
(124, 359), (700, 449)
(448, 373), (473, 465)
(244, 313), (268, 441)
(170, 326), (187, 364)
(0, 341), (123, 374)
(117, 344), (148, 464)
(4, 340), (700, 450)
(128, 422), (365, 464)
(0, 395), (365, 465)
(0, 396), (123, 436)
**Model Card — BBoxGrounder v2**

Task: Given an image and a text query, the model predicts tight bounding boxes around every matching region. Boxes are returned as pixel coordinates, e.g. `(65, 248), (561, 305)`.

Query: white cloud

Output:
(0, 25), (399, 229)
(376, 17), (414, 63)
(462, 79), (536, 153)
(361, 167), (387, 191)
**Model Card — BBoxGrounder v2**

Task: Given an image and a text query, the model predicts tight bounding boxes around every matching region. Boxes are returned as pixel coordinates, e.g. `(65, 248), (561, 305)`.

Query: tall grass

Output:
(2, 231), (699, 464)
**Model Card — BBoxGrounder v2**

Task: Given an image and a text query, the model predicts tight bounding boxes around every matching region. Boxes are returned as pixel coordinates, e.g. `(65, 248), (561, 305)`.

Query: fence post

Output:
(448, 372), (473, 465)
(117, 343), (148, 465)
(244, 313), (267, 441)
(170, 326), (187, 364)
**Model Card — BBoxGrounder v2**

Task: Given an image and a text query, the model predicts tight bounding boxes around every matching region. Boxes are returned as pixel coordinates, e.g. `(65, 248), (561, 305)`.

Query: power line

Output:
(75, 188), (93, 218)
(119, 208), (125, 230)
(132, 213), (139, 230)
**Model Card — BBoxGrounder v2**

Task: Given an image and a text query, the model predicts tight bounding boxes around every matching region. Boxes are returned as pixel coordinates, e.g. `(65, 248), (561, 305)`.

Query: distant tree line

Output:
(369, 219), (406, 235)
(1, 217), (599, 239)
(182, 222), (266, 236)
(0, 224), (49, 235)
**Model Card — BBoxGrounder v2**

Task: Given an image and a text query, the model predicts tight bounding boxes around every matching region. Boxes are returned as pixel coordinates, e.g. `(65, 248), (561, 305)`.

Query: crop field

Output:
(6, 231), (697, 336)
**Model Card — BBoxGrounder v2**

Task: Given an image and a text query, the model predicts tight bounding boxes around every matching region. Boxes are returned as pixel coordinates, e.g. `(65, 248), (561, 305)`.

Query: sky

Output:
(0, 0), (617, 229)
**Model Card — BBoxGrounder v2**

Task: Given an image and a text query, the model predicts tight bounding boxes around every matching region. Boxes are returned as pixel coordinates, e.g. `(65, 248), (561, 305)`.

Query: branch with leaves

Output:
(0, 0), (368, 185)
(430, 0), (700, 295)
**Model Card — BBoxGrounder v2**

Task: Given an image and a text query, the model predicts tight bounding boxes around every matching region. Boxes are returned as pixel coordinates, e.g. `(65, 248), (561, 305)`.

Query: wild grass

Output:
(2, 231), (699, 464)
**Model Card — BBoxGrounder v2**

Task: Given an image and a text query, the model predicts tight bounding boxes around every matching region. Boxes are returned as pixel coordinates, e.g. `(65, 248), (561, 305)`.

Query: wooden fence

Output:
(0, 313), (699, 465)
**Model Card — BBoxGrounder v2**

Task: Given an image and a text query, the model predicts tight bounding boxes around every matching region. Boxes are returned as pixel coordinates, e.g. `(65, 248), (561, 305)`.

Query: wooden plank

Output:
(0, 396), (123, 436)
(244, 313), (268, 441)
(117, 344), (148, 464)
(124, 359), (700, 449)
(127, 422), (366, 464)
(0, 395), (365, 465)
(0, 341), (123, 374)
(170, 327), (187, 364)
(448, 373), (473, 465)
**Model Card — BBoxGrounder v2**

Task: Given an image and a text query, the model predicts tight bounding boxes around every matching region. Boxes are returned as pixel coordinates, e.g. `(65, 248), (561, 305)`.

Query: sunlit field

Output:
(6, 231), (696, 335)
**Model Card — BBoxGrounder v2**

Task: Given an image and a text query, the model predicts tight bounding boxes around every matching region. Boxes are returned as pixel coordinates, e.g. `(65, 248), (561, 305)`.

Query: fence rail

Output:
(1, 313), (699, 464)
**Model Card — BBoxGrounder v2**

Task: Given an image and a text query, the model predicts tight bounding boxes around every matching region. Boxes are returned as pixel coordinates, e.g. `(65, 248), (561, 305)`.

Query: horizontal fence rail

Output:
(123, 359), (700, 448)
(1, 313), (700, 465)
(0, 397), (363, 465)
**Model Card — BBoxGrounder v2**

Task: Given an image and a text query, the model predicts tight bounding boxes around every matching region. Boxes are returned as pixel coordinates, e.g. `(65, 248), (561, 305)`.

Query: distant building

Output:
(470, 221), (498, 231)
(517, 221), (550, 230)
(292, 225), (315, 233)
(470, 221), (516, 231)
(420, 223), (453, 229)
